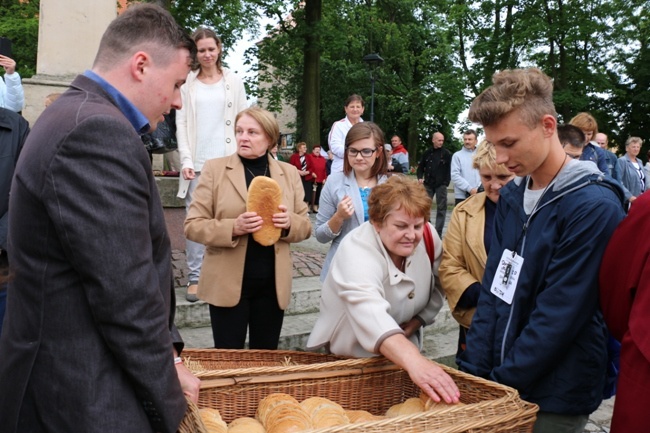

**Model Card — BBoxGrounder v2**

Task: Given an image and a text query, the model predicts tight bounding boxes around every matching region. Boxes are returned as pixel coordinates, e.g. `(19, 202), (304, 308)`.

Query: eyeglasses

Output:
(347, 148), (377, 158)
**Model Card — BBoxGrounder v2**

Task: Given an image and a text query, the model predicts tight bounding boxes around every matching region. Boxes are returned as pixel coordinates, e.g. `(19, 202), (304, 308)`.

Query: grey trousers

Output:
(533, 412), (588, 433)
(185, 174), (205, 283)
(425, 183), (448, 235)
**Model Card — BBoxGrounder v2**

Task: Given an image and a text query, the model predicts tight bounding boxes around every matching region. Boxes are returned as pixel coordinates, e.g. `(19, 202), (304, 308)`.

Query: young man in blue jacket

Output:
(457, 68), (625, 433)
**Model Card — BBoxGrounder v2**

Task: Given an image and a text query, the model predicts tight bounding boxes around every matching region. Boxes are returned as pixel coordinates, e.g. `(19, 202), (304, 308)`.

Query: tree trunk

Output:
(300, 0), (322, 145)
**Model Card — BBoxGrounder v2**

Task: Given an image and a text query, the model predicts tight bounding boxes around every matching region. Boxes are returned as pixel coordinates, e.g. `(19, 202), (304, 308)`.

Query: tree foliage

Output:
(6, 0), (648, 161)
(0, 0), (39, 77)
(250, 0), (466, 163)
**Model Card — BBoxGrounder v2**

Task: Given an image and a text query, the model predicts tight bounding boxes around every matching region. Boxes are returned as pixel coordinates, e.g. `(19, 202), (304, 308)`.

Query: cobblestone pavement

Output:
(169, 210), (614, 431)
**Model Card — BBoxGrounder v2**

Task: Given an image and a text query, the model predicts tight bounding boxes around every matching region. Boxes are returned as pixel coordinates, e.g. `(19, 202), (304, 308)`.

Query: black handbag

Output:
(142, 111), (177, 154)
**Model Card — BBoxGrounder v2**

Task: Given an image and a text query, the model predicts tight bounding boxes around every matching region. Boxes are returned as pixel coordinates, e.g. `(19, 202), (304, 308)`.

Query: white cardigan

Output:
(176, 68), (247, 197)
(307, 221), (444, 358)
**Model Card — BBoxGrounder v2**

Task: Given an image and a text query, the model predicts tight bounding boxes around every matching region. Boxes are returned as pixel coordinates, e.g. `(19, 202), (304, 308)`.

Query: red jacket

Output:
(289, 152), (314, 181)
(600, 192), (650, 433)
(308, 153), (327, 184)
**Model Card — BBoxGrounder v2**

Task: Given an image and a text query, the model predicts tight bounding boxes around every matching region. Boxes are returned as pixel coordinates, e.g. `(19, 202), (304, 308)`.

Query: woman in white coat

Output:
(308, 176), (460, 404)
(176, 27), (248, 301)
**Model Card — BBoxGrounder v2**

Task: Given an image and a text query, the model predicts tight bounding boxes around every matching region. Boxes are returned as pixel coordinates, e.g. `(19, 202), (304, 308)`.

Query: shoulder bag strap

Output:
(423, 223), (435, 266)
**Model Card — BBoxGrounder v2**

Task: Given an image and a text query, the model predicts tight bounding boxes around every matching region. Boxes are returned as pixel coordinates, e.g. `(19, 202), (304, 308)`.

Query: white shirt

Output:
(193, 80), (226, 172)
(328, 117), (362, 173)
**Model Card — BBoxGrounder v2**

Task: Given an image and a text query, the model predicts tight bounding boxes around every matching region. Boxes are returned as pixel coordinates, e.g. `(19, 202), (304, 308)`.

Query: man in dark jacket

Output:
(0, 5), (200, 433)
(457, 68), (625, 433)
(0, 107), (29, 338)
(417, 132), (451, 234)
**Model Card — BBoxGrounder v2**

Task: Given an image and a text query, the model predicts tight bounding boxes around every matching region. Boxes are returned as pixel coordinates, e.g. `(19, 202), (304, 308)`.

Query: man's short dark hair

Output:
(463, 129), (477, 139)
(557, 124), (586, 149)
(93, 3), (195, 70)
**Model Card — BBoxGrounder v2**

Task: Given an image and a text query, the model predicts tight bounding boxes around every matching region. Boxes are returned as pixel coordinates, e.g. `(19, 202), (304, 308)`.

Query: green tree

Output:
(251, 0), (466, 167)
(0, 0), (39, 77)
(132, 0), (259, 54)
(604, 1), (650, 154)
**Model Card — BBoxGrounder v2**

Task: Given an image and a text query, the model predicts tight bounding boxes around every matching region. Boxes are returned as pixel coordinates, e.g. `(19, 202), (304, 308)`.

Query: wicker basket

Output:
(181, 348), (386, 379)
(177, 398), (207, 433)
(180, 354), (538, 433)
(181, 348), (345, 375)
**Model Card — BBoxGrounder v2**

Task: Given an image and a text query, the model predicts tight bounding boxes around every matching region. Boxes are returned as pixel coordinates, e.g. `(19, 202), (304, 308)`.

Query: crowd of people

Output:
(0, 3), (648, 433)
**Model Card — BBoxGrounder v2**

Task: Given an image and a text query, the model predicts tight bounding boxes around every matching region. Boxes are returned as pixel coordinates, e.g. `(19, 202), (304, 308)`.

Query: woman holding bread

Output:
(315, 122), (388, 282)
(184, 107), (312, 349)
(308, 176), (460, 404)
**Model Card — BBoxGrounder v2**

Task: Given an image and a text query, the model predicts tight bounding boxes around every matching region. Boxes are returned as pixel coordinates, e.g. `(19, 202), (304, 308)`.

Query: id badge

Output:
(490, 249), (523, 305)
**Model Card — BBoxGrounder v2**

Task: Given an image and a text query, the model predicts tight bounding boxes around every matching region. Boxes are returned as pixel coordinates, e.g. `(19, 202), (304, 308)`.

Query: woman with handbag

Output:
(307, 176), (460, 404)
(176, 27), (248, 302)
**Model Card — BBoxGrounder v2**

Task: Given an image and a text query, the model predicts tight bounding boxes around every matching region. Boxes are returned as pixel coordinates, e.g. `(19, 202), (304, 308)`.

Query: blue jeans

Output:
(185, 174), (205, 283)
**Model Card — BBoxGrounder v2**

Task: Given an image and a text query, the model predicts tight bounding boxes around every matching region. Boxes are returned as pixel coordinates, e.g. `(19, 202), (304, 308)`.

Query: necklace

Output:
(356, 176), (376, 189)
(244, 163), (268, 179)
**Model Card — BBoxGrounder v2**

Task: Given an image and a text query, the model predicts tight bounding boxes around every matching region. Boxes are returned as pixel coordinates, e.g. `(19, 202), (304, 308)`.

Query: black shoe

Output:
(185, 281), (199, 303)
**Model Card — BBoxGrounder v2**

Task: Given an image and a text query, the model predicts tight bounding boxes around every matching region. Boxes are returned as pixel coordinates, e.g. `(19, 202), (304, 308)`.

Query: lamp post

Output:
(362, 53), (384, 122)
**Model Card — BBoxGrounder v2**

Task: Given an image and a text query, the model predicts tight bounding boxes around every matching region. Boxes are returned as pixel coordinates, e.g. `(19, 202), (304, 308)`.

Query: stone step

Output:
(177, 302), (458, 363)
(174, 276), (323, 328)
(178, 306), (459, 366)
(174, 276), (456, 331)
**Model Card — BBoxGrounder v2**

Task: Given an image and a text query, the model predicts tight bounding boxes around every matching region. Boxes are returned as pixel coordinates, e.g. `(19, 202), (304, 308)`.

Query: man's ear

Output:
(130, 51), (150, 81)
(541, 114), (557, 137)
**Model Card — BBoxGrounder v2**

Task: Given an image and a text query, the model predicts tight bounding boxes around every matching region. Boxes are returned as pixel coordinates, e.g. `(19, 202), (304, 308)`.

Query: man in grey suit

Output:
(0, 5), (200, 433)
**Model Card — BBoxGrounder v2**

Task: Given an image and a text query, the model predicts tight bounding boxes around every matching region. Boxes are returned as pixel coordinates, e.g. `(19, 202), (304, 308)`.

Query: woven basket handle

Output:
(177, 397), (208, 433)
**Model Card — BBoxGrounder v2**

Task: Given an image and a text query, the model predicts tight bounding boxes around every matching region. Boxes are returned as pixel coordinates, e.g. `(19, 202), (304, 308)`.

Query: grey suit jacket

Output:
(0, 75), (186, 433)
(314, 171), (387, 282)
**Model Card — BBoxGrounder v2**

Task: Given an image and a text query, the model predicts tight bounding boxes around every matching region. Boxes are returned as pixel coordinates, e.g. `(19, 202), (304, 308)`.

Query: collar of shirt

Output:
(83, 70), (150, 134)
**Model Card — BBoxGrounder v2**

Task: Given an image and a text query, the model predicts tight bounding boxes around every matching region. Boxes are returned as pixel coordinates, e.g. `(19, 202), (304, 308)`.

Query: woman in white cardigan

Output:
(308, 176), (460, 404)
(176, 28), (248, 301)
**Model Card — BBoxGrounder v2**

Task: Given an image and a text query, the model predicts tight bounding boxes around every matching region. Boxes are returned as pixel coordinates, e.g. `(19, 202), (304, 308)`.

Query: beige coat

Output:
(439, 193), (488, 329)
(184, 153), (311, 309)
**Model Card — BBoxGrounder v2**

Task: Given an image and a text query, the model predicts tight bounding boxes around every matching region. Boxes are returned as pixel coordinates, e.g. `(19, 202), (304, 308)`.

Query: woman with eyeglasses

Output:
(315, 122), (388, 282)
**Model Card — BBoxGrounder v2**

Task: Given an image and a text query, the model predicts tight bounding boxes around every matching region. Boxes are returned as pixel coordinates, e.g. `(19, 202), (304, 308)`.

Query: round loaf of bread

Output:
(345, 409), (386, 423)
(246, 176), (283, 246)
(199, 408), (228, 433)
(300, 396), (349, 428)
(228, 416), (265, 433)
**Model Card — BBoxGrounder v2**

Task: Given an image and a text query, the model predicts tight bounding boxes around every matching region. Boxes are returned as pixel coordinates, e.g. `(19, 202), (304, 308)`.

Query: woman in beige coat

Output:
(439, 142), (513, 357)
(184, 107), (311, 349)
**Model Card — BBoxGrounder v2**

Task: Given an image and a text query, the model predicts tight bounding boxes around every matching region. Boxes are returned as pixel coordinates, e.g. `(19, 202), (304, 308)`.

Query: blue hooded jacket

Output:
(458, 160), (625, 414)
